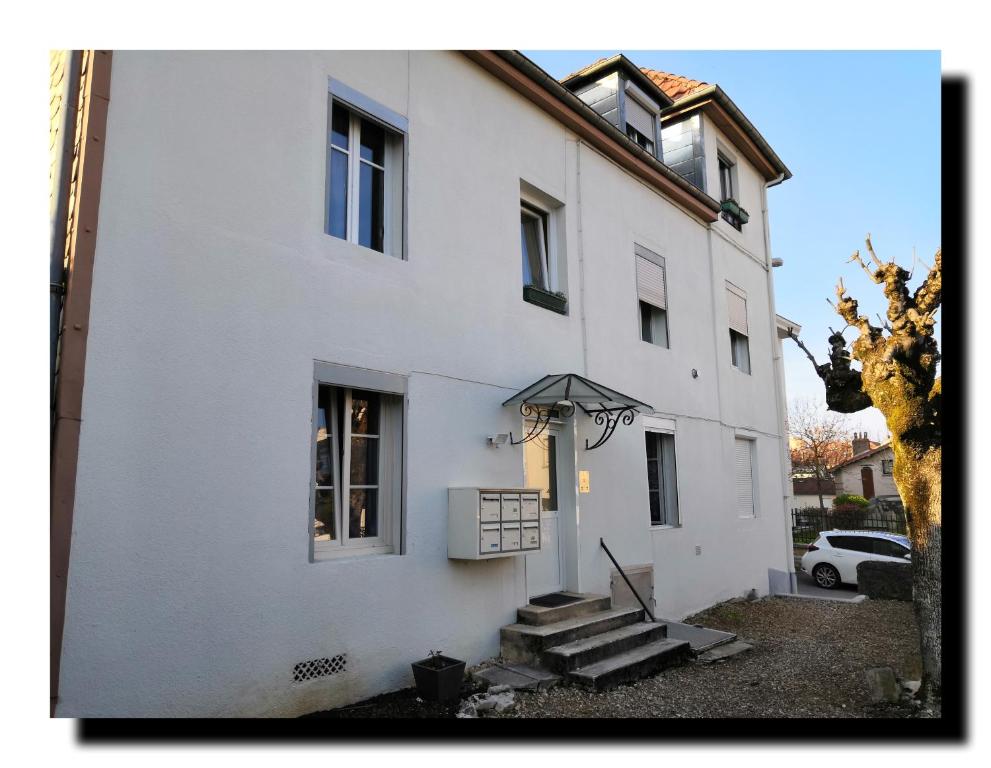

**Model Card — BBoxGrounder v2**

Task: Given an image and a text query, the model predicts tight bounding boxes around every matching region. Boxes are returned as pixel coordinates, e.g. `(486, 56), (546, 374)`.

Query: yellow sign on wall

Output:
(578, 470), (590, 494)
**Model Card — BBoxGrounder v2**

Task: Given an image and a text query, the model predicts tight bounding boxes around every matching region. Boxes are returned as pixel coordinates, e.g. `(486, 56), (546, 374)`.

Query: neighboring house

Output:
(50, 50), (794, 717)
(831, 436), (897, 500)
(791, 476), (837, 509)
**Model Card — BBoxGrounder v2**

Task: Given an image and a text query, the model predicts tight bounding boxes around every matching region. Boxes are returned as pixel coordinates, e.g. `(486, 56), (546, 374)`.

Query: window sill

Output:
(523, 284), (568, 315)
(649, 524), (680, 531)
(312, 544), (396, 562)
(640, 339), (671, 350)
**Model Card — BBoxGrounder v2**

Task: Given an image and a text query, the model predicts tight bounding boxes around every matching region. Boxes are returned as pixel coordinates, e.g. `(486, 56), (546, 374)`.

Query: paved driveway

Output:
(796, 570), (860, 600)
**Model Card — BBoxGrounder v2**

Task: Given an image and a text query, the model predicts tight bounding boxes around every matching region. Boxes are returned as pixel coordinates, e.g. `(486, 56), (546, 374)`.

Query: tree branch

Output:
(913, 247), (942, 317)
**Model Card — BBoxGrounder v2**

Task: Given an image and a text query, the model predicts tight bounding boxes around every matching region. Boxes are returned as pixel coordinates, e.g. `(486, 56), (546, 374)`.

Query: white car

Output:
(800, 530), (912, 589)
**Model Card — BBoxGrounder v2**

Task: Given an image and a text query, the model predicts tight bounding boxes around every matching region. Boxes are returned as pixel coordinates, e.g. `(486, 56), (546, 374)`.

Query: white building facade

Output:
(53, 50), (795, 717)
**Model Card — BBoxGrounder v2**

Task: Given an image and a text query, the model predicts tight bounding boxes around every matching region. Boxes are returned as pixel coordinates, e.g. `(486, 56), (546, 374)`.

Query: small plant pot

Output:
(411, 655), (467, 702)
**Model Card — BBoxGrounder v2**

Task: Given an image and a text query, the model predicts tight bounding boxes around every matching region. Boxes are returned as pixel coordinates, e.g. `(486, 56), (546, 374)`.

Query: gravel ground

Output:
(501, 596), (923, 718)
(304, 596), (923, 718)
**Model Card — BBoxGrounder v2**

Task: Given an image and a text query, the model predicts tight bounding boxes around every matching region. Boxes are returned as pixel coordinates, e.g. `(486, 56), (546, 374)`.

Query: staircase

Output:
(499, 593), (694, 691)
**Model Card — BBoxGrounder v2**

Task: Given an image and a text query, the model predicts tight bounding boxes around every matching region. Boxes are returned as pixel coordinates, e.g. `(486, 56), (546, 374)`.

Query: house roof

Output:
(830, 442), (893, 471)
(640, 69), (709, 101)
(559, 54), (675, 109)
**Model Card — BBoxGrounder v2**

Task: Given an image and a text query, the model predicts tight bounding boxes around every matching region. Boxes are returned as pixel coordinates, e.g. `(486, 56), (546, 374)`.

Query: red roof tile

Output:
(640, 69), (710, 101)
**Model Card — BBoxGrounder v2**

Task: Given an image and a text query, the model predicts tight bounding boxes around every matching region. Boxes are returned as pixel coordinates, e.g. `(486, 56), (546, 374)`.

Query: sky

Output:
(523, 50), (942, 443)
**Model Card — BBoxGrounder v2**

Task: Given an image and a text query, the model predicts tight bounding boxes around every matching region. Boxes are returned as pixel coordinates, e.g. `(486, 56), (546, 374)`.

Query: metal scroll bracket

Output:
(579, 403), (636, 450)
(508, 402), (575, 446)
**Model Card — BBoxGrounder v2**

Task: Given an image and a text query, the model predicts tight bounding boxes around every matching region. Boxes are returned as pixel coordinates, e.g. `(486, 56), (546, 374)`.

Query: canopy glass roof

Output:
(502, 373), (653, 414)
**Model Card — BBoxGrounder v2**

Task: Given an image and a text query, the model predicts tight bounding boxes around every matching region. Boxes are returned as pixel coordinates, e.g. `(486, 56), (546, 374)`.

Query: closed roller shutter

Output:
(735, 438), (754, 516)
(636, 252), (666, 310)
(726, 286), (748, 335)
(626, 96), (655, 141)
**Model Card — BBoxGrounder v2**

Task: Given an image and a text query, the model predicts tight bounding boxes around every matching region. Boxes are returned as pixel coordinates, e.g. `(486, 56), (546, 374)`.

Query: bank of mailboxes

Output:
(448, 488), (541, 560)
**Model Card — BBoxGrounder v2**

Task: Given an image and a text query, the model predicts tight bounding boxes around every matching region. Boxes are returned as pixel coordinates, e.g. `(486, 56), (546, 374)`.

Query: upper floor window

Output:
(726, 283), (751, 374)
(635, 244), (668, 348)
(327, 83), (406, 258)
(718, 153), (746, 230)
(625, 95), (656, 155)
(520, 182), (567, 314)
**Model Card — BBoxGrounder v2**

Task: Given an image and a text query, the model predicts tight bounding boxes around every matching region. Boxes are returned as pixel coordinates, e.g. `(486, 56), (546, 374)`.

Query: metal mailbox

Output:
(448, 488), (542, 560)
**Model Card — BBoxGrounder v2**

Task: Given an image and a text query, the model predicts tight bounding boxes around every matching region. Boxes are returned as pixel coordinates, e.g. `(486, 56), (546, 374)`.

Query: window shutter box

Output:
(726, 287), (748, 335)
(523, 284), (568, 315)
(636, 255), (666, 310)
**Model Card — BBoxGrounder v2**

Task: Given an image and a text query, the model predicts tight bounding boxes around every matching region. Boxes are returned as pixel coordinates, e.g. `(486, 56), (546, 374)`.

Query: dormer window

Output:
(625, 95), (656, 155)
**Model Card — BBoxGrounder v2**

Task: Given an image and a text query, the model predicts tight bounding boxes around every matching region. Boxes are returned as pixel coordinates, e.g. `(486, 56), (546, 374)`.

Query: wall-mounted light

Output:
(691, 369), (699, 379)
(487, 434), (509, 447)
(771, 258), (784, 267)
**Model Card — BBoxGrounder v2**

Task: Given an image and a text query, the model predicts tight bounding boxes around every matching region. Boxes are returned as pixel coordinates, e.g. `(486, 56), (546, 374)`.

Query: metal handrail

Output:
(600, 538), (655, 622)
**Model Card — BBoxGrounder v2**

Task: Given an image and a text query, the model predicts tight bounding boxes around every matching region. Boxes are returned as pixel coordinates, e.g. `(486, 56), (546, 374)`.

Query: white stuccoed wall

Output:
(58, 51), (793, 717)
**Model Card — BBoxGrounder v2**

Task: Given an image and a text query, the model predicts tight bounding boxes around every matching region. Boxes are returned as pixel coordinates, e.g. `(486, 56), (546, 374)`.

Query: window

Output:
(881, 459), (894, 475)
(312, 383), (403, 557)
(718, 153), (743, 230)
(726, 284), (750, 374)
(524, 432), (558, 513)
(734, 437), (755, 517)
(327, 88), (405, 257)
(826, 535), (873, 554)
(645, 431), (679, 526)
(625, 95), (656, 155)
(635, 244), (668, 348)
(520, 183), (567, 313)
(872, 538), (910, 559)
(521, 203), (550, 291)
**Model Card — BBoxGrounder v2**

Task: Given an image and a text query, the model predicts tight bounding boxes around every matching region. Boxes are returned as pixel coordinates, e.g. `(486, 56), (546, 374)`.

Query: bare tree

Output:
(787, 235), (941, 711)
(788, 399), (851, 509)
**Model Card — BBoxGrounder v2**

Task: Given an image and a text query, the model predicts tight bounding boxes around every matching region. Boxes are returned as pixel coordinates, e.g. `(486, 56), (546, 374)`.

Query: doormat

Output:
(528, 592), (583, 608)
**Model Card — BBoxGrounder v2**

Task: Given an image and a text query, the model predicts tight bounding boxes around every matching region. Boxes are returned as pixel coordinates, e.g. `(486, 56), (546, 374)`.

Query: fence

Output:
(791, 505), (907, 545)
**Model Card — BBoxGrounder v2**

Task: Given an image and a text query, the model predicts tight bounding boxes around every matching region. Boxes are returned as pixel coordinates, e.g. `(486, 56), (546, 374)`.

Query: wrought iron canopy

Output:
(502, 373), (653, 450)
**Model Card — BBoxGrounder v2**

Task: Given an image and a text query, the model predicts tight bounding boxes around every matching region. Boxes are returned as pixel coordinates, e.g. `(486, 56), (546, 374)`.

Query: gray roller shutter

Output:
(626, 96), (655, 140)
(726, 285), (748, 335)
(636, 245), (666, 310)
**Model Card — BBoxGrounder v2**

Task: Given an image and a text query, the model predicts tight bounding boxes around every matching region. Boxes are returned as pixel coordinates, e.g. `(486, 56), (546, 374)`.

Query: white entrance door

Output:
(523, 424), (564, 598)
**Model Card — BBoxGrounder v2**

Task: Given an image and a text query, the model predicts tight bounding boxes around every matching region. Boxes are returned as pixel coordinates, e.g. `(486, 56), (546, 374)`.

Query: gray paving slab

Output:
(696, 640), (754, 663)
(659, 620), (736, 652)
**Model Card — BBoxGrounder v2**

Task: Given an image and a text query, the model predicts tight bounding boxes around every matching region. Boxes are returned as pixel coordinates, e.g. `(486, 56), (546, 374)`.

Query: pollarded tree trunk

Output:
(789, 237), (941, 710)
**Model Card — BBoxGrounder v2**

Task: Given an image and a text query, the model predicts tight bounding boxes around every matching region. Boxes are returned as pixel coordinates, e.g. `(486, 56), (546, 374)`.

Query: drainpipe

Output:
(50, 52), (82, 439)
(760, 171), (794, 592)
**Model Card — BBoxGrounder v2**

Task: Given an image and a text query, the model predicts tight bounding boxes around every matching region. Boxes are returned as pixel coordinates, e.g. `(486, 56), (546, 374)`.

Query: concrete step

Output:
(660, 620), (737, 654)
(500, 606), (645, 665)
(516, 594), (612, 626)
(568, 637), (692, 691)
(542, 621), (669, 673)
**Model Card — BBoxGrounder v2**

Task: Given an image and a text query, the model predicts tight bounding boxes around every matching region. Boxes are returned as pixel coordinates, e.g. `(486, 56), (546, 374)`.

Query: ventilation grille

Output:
(293, 654), (347, 683)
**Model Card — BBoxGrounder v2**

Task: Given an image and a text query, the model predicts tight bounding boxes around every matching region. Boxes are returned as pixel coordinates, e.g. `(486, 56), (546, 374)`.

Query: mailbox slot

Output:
(501, 523), (521, 551)
(521, 494), (540, 521)
(480, 524), (501, 553)
(522, 522), (540, 550)
(500, 494), (521, 522)
(480, 494), (501, 523)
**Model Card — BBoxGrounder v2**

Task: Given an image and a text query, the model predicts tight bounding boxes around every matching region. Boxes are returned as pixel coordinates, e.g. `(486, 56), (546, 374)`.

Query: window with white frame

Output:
(734, 437), (756, 517)
(718, 153), (744, 230)
(636, 244), (668, 348)
(313, 383), (403, 557)
(645, 429), (679, 527)
(718, 154), (736, 202)
(327, 88), (405, 257)
(726, 284), (751, 374)
(521, 202), (550, 291)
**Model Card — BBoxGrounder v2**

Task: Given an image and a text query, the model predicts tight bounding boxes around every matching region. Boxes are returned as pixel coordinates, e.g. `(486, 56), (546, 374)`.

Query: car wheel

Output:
(813, 563), (840, 589)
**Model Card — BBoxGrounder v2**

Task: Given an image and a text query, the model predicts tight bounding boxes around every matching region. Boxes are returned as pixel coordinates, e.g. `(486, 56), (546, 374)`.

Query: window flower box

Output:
(720, 199), (749, 227)
(411, 652), (467, 702)
(523, 284), (568, 315)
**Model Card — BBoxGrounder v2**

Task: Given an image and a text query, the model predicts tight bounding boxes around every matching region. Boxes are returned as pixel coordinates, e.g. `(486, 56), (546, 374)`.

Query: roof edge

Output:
(468, 51), (720, 221)
(662, 84), (791, 182)
(560, 53), (675, 109)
